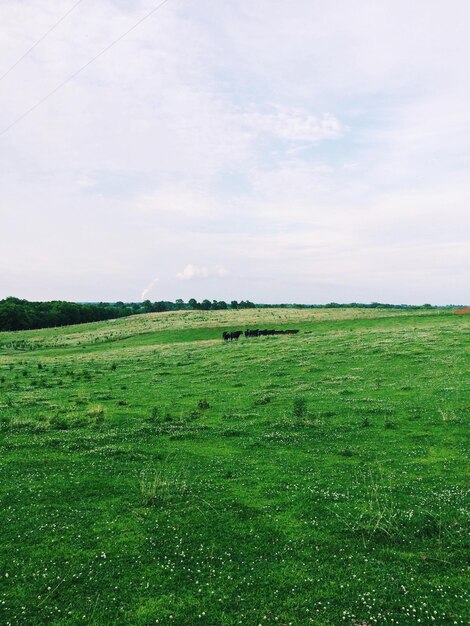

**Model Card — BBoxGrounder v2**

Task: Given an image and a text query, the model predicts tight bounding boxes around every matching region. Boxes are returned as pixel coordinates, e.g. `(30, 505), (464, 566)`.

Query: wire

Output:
(0, 0), (172, 137)
(0, 0), (84, 82)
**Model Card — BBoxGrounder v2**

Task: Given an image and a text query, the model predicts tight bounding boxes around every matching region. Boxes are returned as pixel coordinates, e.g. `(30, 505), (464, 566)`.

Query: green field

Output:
(0, 308), (468, 625)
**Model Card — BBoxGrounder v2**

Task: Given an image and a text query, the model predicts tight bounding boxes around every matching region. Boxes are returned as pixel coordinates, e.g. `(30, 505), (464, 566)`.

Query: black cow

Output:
(223, 330), (242, 341)
(243, 328), (300, 338)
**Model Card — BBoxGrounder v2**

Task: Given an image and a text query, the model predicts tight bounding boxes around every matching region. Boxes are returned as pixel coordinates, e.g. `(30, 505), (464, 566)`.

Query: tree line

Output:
(0, 297), (454, 332)
(141, 299), (256, 313)
(0, 297), (256, 331)
(0, 297), (138, 331)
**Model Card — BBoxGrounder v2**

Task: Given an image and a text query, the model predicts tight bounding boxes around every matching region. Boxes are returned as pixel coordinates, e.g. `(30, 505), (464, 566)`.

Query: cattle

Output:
(225, 328), (299, 341)
(244, 328), (300, 337)
(223, 330), (243, 341)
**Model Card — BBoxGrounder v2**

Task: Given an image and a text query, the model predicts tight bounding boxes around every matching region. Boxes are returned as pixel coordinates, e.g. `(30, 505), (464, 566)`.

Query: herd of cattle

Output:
(222, 329), (300, 341)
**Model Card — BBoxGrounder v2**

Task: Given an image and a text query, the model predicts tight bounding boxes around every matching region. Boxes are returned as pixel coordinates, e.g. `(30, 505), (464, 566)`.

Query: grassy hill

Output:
(0, 308), (468, 625)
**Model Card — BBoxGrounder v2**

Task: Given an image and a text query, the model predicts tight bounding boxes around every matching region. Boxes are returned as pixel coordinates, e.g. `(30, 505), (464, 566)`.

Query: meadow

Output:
(0, 307), (468, 625)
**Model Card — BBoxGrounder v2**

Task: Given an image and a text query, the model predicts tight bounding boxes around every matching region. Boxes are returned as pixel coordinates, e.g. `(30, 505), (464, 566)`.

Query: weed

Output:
(49, 414), (69, 430)
(292, 396), (308, 418)
(148, 406), (160, 421)
(188, 408), (201, 421)
(349, 469), (401, 544)
(88, 404), (106, 422)
(139, 466), (165, 506)
(438, 407), (461, 423)
(139, 463), (185, 506)
(253, 392), (272, 406)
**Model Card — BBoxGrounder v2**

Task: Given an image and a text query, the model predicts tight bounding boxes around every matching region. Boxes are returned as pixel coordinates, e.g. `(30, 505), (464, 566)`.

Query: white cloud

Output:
(246, 106), (342, 143)
(0, 1), (469, 303)
(141, 277), (160, 301)
(176, 264), (228, 281)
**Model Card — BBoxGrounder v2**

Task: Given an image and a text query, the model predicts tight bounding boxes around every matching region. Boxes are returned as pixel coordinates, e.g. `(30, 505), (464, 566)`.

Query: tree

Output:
(231, 300), (238, 309)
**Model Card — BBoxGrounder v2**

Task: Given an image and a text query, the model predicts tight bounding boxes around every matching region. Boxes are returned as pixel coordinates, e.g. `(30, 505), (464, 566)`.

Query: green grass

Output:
(0, 308), (468, 625)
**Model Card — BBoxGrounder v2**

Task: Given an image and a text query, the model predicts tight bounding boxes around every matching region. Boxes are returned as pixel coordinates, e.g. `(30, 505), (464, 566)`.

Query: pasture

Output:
(0, 308), (468, 625)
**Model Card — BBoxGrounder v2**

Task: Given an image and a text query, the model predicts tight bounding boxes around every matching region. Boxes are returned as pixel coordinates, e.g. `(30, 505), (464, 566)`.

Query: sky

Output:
(1, 0), (469, 304)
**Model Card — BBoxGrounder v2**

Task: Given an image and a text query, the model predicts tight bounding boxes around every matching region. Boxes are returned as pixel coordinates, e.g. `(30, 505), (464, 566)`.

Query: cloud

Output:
(141, 277), (160, 301)
(245, 106), (342, 143)
(176, 264), (228, 280)
(0, 1), (469, 304)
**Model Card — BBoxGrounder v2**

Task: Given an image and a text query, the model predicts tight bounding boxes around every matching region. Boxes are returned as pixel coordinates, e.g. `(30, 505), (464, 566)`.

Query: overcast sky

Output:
(1, 0), (469, 304)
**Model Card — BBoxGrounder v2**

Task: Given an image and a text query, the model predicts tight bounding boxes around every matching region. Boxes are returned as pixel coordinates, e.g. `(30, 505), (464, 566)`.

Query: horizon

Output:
(1, 295), (467, 308)
(1, 1), (469, 303)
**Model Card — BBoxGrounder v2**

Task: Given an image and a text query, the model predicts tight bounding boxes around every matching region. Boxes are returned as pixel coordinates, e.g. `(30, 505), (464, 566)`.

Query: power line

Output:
(0, 0), (84, 82)
(0, 0), (172, 137)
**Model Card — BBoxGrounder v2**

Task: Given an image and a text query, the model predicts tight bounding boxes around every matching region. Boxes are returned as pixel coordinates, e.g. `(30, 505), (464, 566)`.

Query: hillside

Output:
(0, 308), (468, 625)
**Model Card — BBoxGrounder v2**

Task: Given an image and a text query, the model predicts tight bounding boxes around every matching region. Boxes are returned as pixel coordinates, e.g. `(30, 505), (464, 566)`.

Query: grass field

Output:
(0, 308), (468, 625)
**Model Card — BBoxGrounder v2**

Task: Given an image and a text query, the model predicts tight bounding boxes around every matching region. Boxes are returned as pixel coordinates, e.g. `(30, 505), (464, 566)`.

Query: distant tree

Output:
(200, 299), (211, 311)
(230, 300), (238, 309)
(188, 298), (199, 310)
(0, 298), (135, 331)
